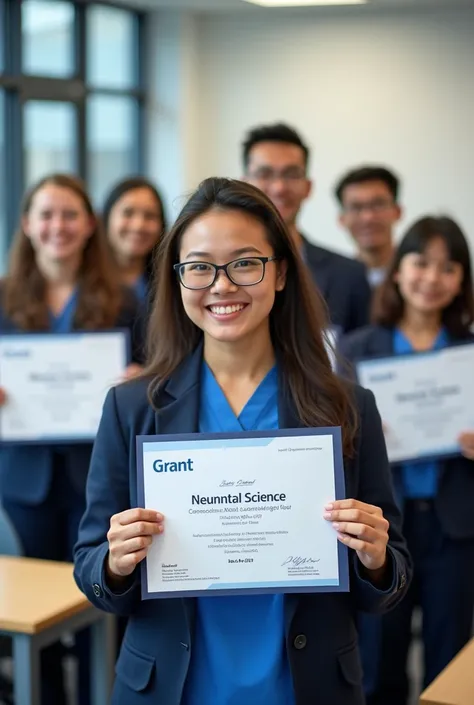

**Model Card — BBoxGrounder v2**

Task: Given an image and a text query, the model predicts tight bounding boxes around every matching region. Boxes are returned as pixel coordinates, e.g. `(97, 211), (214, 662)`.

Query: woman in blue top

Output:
(0, 174), (145, 705)
(339, 216), (474, 705)
(74, 177), (411, 705)
(102, 176), (166, 304)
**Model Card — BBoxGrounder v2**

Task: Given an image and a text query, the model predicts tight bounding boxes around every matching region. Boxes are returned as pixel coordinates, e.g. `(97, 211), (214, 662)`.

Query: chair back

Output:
(0, 505), (23, 556)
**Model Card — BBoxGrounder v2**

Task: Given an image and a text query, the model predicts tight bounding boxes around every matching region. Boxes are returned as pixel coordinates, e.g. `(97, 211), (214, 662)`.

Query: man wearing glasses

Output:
(335, 166), (402, 289)
(243, 123), (371, 335)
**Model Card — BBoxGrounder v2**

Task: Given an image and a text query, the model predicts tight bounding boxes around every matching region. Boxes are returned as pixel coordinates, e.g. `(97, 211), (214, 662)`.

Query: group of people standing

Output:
(0, 121), (473, 705)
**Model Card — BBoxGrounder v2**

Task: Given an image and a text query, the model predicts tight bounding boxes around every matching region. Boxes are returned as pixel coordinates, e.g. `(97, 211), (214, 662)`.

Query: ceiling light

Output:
(243, 0), (367, 6)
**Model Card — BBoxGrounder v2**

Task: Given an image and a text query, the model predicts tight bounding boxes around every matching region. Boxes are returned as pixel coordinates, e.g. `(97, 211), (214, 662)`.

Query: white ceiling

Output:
(124, 0), (474, 10)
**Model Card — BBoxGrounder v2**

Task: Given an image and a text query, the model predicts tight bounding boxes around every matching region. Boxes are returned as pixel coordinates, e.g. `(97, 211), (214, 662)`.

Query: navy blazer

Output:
(74, 346), (411, 705)
(339, 324), (474, 540)
(0, 288), (145, 505)
(302, 237), (371, 334)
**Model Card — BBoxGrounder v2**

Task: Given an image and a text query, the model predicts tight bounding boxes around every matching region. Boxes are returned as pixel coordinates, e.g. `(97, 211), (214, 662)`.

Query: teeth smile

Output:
(209, 304), (245, 315)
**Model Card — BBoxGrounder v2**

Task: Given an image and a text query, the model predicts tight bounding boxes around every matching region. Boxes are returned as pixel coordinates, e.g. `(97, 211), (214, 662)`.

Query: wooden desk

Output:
(419, 638), (474, 705)
(0, 556), (114, 705)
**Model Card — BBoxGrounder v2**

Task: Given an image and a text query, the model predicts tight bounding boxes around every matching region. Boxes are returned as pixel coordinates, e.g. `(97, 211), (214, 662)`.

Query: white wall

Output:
(146, 11), (202, 223)
(147, 6), (474, 257)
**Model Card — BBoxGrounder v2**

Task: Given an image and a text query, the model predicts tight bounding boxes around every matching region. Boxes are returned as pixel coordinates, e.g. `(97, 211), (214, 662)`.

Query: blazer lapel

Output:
(300, 237), (331, 297)
(372, 326), (393, 356)
(151, 343), (203, 630)
(277, 379), (303, 630)
(153, 343), (203, 436)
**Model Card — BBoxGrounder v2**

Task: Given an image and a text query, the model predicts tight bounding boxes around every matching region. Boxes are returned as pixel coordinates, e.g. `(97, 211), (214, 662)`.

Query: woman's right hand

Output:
(106, 508), (164, 580)
(0, 388), (7, 407)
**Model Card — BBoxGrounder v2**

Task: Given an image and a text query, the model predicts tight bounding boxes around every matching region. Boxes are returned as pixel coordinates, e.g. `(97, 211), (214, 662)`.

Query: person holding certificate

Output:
(339, 216), (474, 705)
(75, 177), (410, 705)
(0, 174), (145, 705)
(102, 176), (167, 304)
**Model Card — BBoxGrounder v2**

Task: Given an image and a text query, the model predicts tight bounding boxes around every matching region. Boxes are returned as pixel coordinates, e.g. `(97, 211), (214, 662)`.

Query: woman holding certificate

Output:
(339, 216), (474, 705)
(0, 174), (145, 705)
(74, 177), (411, 705)
(102, 176), (166, 304)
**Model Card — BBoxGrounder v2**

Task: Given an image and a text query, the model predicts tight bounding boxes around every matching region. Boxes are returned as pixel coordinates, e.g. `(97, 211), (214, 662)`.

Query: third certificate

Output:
(356, 343), (474, 463)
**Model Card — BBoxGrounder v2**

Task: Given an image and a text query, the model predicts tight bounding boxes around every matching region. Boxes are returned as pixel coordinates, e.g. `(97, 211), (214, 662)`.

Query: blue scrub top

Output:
(394, 327), (448, 498)
(132, 274), (148, 303)
(49, 290), (78, 333)
(182, 362), (295, 705)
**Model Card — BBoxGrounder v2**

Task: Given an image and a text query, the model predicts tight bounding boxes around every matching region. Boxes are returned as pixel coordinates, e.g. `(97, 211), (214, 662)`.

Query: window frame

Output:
(0, 0), (147, 257)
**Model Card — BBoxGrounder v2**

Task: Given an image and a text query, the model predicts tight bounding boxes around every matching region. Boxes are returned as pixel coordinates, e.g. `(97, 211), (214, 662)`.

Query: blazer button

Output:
(92, 583), (103, 598)
(293, 634), (307, 650)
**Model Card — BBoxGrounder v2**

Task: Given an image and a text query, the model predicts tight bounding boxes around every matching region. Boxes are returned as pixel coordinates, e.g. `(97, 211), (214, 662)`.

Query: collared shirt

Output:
(394, 328), (448, 498)
(49, 290), (78, 333)
(367, 267), (387, 289)
(182, 362), (295, 705)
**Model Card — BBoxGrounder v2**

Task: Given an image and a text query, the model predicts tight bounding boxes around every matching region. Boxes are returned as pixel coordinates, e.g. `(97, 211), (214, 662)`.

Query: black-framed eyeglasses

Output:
(173, 256), (279, 290)
(247, 167), (307, 185)
(343, 199), (395, 216)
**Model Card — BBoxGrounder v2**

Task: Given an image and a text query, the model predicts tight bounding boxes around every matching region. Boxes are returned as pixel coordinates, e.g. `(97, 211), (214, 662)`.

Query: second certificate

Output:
(138, 429), (348, 599)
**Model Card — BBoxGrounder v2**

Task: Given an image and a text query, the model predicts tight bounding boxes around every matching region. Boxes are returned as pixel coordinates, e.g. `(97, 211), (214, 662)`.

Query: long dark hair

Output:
(373, 216), (474, 337)
(102, 176), (167, 279)
(144, 177), (357, 456)
(3, 174), (122, 331)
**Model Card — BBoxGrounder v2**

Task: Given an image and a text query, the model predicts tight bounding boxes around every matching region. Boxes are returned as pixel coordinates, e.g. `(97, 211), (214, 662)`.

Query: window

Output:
(0, 91), (5, 273)
(87, 95), (138, 206)
(0, 0), (146, 254)
(87, 5), (137, 90)
(22, 1), (75, 78)
(24, 101), (77, 185)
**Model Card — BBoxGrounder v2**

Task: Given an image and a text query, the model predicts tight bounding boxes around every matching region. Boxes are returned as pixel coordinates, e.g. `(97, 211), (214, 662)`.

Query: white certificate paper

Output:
(0, 330), (129, 443)
(137, 429), (349, 599)
(356, 343), (474, 463)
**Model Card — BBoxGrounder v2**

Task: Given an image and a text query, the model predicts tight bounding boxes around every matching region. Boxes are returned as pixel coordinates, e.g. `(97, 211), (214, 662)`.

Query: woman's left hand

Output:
(122, 363), (143, 381)
(459, 431), (474, 460)
(324, 499), (389, 573)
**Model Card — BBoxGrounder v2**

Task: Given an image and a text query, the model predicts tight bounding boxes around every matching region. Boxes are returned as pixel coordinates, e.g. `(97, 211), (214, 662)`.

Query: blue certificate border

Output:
(0, 328), (131, 445)
(136, 427), (349, 600)
(355, 347), (469, 464)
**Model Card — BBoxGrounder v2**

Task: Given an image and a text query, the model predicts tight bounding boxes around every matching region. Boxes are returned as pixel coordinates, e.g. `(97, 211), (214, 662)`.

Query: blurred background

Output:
(0, 0), (473, 268)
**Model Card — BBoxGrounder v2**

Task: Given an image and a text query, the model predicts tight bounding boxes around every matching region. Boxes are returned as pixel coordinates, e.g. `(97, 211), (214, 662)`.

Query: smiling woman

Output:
(0, 173), (146, 705)
(102, 176), (167, 303)
(339, 216), (474, 704)
(74, 177), (411, 705)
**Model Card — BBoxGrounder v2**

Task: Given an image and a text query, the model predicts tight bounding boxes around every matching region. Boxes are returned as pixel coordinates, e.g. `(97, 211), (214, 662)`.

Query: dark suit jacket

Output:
(74, 345), (411, 705)
(0, 288), (145, 504)
(338, 324), (474, 540)
(302, 237), (371, 335)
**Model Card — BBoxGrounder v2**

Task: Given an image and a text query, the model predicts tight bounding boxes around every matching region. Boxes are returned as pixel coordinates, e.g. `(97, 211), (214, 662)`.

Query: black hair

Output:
(101, 176), (167, 279)
(242, 123), (310, 171)
(335, 166), (400, 204)
(373, 216), (474, 337)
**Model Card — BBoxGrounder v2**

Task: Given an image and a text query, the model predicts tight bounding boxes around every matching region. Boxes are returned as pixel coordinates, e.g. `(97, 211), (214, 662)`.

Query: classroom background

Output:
(0, 1), (473, 704)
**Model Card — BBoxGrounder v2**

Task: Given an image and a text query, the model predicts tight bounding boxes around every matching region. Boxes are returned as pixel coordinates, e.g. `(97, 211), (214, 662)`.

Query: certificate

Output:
(137, 428), (349, 599)
(0, 330), (129, 443)
(356, 343), (474, 463)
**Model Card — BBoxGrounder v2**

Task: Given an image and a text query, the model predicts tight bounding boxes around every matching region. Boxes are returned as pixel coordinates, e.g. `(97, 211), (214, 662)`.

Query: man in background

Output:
(243, 123), (371, 335)
(335, 166), (402, 289)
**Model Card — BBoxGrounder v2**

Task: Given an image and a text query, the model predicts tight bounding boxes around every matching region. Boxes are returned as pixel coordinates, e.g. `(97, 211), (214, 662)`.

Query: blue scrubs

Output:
(362, 327), (466, 704)
(3, 288), (90, 705)
(132, 274), (148, 303)
(393, 328), (448, 500)
(183, 363), (295, 705)
(49, 289), (78, 333)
